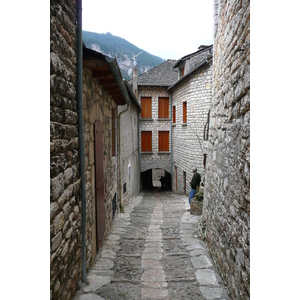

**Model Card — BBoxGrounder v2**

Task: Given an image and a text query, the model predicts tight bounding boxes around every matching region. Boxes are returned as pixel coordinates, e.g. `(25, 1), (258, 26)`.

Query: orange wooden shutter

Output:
(158, 97), (169, 118)
(159, 131), (169, 151)
(141, 131), (152, 152)
(141, 97), (152, 118)
(173, 106), (176, 123)
(183, 101), (187, 123)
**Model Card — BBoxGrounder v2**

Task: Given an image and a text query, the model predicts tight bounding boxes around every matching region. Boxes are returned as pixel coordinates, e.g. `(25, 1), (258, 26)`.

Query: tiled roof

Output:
(173, 45), (213, 69)
(168, 56), (213, 91)
(137, 59), (178, 87)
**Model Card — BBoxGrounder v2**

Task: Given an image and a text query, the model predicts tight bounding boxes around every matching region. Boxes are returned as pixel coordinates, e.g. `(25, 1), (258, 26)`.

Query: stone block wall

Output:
(139, 86), (171, 173)
(50, 1), (81, 299)
(118, 104), (140, 207)
(203, 0), (250, 299)
(82, 68), (119, 267)
(171, 63), (212, 195)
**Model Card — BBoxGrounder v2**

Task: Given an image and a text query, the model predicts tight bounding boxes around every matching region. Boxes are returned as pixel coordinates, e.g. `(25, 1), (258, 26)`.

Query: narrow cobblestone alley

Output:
(74, 190), (229, 300)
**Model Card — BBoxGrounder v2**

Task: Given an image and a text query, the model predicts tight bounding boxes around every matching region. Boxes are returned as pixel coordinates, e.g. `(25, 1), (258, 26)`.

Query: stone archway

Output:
(141, 168), (171, 191)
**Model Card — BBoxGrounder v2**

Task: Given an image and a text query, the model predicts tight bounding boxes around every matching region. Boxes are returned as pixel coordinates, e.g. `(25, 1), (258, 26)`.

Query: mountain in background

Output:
(83, 31), (166, 80)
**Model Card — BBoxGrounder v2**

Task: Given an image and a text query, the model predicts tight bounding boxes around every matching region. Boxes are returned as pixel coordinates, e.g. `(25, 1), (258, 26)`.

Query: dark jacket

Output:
(190, 172), (201, 189)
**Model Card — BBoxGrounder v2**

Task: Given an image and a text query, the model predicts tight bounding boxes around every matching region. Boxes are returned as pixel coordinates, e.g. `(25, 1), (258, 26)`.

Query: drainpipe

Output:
(76, 0), (87, 283)
(118, 104), (130, 212)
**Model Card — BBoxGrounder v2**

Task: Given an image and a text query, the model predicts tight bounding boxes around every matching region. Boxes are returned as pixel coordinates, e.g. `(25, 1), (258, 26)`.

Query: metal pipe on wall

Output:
(76, 0), (87, 283)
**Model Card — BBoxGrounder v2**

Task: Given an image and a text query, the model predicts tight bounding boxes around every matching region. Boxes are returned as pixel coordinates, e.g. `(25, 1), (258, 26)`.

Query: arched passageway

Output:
(141, 169), (171, 191)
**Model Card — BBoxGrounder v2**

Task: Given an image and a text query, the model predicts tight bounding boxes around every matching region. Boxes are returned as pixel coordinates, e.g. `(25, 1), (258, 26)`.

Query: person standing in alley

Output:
(188, 167), (201, 209)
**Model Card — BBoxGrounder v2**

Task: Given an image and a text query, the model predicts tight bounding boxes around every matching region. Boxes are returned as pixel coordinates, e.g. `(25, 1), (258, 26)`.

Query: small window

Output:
(158, 131), (169, 152)
(183, 101), (187, 124)
(173, 106), (176, 123)
(141, 131), (152, 152)
(112, 109), (116, 156)
(123, 182), (127, 194)
(141, 97), (152, 119)
(180, 67), (185, 77)
(158, 97), (169, 119)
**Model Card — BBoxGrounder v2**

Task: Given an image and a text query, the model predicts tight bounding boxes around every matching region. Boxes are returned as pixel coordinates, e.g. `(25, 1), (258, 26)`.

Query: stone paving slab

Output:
(73, 190), (230, 300)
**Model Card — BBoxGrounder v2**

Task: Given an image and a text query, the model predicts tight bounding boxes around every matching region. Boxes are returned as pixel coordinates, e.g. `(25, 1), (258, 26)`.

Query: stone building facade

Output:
(203, 0), (250, 299)
(169, 47), (213, 195)
(50, 1), (81, 298)
(135, 60), (178, 188)
(139, 86), (172, 174)
(50, 1), (141, 299)
(134, 47), (213, 194)
(81, 66), (119, 267)
(118, 82), (141, 207)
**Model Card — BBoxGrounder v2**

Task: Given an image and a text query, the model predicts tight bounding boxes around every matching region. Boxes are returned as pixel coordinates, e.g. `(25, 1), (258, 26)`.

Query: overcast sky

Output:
(82, 0), (214, 60)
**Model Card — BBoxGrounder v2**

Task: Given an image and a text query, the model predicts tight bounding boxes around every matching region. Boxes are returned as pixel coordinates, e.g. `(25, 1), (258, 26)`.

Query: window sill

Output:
(158, 151), (171, 154)
(141, 151), (153, 154)
(172, 123), (176, 127)
(182, 123), (187, 126)
(158, 118), (170, 121)
(140, 118), (153, 121)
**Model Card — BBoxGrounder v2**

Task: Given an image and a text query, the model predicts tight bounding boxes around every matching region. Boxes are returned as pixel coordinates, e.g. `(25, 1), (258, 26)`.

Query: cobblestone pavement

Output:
(74, 190), (230, 300)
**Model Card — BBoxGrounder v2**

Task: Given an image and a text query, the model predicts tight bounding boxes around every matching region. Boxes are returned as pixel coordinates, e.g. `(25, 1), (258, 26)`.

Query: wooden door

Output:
(95, 120), (106, 250)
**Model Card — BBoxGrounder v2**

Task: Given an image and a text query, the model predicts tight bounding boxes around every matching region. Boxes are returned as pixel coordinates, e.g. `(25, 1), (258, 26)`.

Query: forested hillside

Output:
(83, 31), (165, 80)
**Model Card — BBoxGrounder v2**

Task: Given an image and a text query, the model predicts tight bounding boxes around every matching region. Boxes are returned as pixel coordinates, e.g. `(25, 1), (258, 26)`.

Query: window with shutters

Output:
(172, 106), (176, 124)
(158, 131), (169, 152)
(141, 131), (152, 152)
(158, 97), (169, 119)
(183, 101), (187, 124)
(112, 109), (116, 156)
(141, 97), (152, 119)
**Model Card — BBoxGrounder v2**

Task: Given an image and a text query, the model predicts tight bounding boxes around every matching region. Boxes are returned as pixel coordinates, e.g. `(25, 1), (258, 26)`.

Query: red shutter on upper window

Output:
(141, 131), (152, 152)
(158, 97), (169, 119)
(159, 131), (169, 152)
(183, 101), (187, 123)
(141, 97), (152, 118)
(173, 106), (176, 123)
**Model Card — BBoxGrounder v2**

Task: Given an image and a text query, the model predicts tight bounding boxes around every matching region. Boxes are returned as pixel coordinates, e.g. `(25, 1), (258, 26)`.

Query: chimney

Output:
(132, 52), (141, 98)
(132, 59), (138, 97)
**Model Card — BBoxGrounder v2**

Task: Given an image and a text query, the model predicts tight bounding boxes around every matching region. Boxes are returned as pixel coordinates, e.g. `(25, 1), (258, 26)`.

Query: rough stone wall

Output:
(118, 104), (140, 206)
(139, 86), (171, 174)
(82, 68), (119, 267)
(50, 1), (81, 299)
(203, 0), (250, 299)
(171, 63), (212, 195)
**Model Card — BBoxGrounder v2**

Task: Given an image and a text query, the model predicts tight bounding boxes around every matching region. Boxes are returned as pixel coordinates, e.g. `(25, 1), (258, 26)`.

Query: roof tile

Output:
(137, 59), (178, 87)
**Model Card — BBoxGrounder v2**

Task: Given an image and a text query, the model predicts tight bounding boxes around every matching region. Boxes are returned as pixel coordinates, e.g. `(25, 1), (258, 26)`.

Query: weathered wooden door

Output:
(94, 120), (106, 250)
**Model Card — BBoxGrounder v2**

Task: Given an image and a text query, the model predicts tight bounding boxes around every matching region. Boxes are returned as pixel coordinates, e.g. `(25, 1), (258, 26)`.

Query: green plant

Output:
(194, 188), (204, 201)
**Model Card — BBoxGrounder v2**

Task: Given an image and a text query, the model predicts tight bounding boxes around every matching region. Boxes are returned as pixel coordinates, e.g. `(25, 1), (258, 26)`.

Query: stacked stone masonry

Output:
(171, 64), (212, 195)
(203, 0), (250, 299)
(82, 68), (120, 267)
(50, 1), (81, 299)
